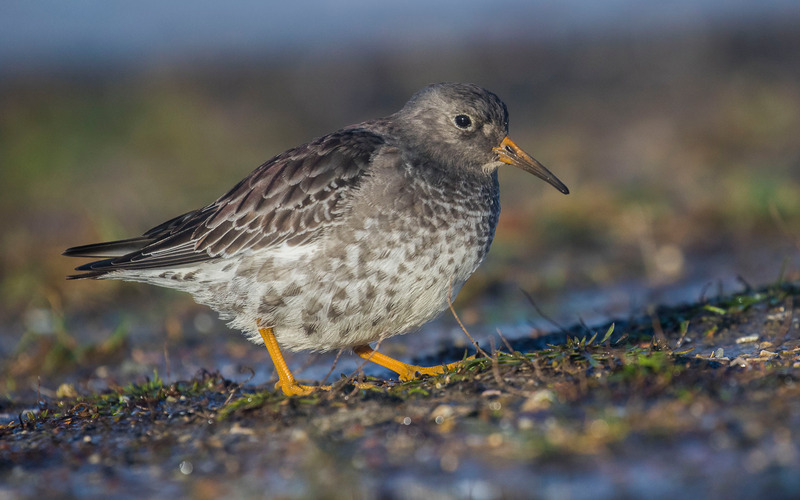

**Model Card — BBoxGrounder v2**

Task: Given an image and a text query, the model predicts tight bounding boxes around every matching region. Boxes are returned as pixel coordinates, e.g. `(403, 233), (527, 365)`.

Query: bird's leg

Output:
(353, 344), (474, 382)
(258, 326), (331, 396)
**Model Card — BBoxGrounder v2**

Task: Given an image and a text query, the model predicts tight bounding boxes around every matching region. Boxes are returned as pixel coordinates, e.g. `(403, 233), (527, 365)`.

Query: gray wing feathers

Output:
(66, 128), (386, 278)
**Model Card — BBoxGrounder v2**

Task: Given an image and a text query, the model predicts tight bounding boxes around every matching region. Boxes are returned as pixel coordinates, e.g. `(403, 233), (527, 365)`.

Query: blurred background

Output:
(1, 0), (800, 395)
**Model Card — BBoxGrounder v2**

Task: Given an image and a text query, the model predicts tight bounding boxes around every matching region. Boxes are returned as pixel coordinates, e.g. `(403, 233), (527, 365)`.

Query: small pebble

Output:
(179, 460), (193, 475)
(730, 357), (749, 368)
(229, 423), (255, 436)
(430, 404), (454, 422)
(56, 384), (78, 399)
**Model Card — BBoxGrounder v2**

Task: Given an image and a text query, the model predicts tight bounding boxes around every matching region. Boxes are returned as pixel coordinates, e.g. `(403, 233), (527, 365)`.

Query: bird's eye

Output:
(454, 114), (472, 129)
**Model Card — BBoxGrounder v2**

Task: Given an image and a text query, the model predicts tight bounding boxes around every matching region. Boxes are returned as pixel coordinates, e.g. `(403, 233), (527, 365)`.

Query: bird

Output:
(64, 82), (569, 396)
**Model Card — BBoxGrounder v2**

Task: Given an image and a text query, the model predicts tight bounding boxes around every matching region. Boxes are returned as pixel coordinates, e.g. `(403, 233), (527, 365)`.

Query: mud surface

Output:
(2, 283), (799, 499)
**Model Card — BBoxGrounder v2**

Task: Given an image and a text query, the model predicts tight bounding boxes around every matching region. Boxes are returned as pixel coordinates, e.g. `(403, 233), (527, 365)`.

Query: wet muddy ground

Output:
(2, 282), (799, 499)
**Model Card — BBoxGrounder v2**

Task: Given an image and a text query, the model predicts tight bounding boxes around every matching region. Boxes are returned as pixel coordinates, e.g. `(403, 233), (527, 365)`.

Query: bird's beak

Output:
(493, 137), (569, 194)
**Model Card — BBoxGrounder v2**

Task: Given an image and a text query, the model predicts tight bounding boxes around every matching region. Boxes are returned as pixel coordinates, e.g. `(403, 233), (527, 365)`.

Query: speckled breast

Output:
(256, 164), (501, 352)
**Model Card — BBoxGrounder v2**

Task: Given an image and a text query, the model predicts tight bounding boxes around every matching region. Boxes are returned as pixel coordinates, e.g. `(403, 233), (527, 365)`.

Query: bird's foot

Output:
(275, 379), (376, 396)
(395, 356), (477, 381)
(274, 380), (331, 397)
(354, 344), (475, 382)
(260, 326), (332, 397)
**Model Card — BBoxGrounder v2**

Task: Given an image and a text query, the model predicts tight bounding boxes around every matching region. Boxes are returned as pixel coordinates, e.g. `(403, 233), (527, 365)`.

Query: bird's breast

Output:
(251, 166), (502, 351)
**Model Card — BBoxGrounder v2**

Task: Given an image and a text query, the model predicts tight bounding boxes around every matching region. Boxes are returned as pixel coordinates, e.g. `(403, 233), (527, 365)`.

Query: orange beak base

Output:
(493, 137), (569, 194)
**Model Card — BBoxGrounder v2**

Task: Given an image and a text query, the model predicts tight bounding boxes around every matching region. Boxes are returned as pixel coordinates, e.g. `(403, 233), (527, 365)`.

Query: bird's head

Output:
(393, 82), (569, 194)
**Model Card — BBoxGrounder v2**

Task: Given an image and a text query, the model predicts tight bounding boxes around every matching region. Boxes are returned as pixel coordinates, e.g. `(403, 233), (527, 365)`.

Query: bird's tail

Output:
(63, 237), (153, 279)
(63, 237), (153, 259)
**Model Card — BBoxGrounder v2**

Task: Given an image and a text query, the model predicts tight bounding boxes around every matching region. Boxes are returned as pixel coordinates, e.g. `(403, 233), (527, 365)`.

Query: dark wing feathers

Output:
(65, 128), (386, 278)
(62, 237), (155, 259)
(194, 130), (381, 256)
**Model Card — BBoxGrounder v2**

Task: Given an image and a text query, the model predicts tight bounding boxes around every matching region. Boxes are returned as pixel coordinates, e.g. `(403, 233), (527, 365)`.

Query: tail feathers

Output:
(63, 237), (153, 259)
(64, 237), (154, 280)
(66, 259), (119, 280)
(63, 208), (214, 279)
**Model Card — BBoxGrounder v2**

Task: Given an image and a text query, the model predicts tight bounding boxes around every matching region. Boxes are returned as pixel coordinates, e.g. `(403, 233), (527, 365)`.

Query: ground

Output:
(2, 283), (798, 499)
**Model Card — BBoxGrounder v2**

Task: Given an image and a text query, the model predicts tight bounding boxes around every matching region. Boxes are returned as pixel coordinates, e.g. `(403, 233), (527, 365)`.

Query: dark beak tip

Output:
(543, 177), (569, 195)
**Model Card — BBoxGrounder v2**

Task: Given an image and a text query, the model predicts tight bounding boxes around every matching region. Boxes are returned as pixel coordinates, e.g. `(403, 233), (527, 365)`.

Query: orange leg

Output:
(259, 327), (375, 396)
(353, 344), (474, 382)
(259, 327), (331, 396)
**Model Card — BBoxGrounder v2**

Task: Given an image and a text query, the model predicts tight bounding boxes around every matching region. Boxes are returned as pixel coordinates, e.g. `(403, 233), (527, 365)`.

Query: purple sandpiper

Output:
(64, 83), (569, 395)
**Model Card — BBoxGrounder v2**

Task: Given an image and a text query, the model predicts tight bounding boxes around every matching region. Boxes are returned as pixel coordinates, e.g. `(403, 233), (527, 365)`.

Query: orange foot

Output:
(259, 326), (375, 396)
(353, 344), (475, 381)
(274, 379), (376, 396)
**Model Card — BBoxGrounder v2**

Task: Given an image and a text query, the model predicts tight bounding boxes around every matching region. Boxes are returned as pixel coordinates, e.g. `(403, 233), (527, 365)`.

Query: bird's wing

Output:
(66, 128), (388, 276)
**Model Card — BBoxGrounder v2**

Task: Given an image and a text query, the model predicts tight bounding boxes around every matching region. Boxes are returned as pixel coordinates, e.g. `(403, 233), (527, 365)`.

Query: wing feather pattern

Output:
(65, 128), (386, 278)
